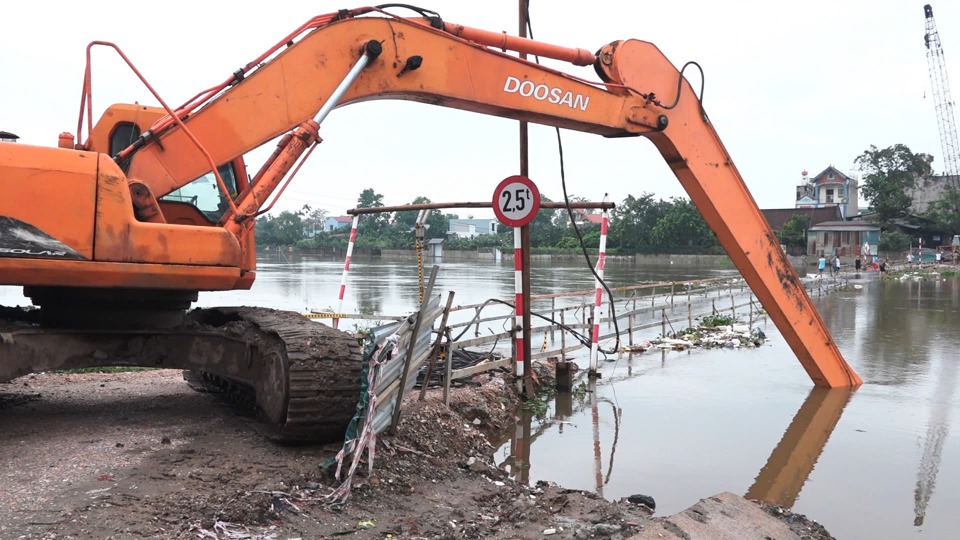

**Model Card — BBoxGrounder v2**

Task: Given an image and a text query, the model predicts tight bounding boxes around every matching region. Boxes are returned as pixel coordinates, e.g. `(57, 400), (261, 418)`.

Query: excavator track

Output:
(184, 307), (364, 443)
(0, 304), (363, 444)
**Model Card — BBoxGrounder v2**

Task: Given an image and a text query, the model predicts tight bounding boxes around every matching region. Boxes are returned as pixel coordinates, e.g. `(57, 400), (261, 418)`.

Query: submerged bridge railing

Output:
(316, 268), (850, 407)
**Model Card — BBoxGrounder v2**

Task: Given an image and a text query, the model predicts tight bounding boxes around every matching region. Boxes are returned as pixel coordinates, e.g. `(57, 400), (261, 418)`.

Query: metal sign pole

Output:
(492, 175), (540, 398)
(521, 224), (534, 398)
(518, 1), (533, 399)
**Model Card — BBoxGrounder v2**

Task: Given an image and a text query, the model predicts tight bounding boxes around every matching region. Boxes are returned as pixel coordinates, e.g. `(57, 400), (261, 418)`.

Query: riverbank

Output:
(273, 246), (911, 276)
(0, 369), (835, 539)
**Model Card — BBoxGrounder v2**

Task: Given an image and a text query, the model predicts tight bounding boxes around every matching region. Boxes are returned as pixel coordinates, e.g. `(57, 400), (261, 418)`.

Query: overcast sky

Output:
(3, 0), (958, 219)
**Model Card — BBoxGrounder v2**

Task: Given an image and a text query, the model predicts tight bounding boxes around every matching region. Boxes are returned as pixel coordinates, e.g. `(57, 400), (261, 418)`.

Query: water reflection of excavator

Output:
(746, 387), (853, 507)
(747, 355), (957, 527)
(0, 6), (860, 442)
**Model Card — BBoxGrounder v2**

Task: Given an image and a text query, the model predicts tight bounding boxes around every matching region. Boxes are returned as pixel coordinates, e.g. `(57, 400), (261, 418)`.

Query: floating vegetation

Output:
(650, 316), (767, 351)
(887, 268), (959, 282)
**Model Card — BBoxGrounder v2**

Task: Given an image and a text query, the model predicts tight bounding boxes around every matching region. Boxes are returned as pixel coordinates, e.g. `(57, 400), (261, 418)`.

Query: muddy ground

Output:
(0, 369), (834, 539)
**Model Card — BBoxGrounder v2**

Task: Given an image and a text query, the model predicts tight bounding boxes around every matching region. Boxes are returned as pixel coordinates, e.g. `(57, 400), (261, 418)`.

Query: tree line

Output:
(854, 144), (959, 251)
(259, 143), (960, 255)
(256, 188), (720, 254)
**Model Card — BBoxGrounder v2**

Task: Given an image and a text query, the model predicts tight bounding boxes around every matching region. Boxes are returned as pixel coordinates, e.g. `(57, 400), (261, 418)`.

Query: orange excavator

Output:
(0, 6), (861, 441)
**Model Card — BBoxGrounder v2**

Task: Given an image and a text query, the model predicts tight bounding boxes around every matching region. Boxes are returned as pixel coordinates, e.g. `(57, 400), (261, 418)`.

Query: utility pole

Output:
(518, 0), (534, 398)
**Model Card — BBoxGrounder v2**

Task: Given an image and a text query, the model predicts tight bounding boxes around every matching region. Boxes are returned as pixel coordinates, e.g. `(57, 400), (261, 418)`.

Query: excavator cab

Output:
(90, 104), (250, 226)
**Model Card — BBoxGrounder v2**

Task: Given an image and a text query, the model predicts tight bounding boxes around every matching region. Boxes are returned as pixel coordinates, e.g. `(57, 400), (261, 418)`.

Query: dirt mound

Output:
(0, 369), (833, 539)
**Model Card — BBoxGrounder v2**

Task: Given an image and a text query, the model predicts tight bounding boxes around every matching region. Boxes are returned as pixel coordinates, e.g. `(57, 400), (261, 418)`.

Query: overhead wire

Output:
(523, 0), (621, 355)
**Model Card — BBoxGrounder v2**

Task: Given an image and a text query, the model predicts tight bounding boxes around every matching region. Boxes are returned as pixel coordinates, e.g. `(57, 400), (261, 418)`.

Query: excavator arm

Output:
(106, 10), (861, 387)
(123, 15), (659, 202)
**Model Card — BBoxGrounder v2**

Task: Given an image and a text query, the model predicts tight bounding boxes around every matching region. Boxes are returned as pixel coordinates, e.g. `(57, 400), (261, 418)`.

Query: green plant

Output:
(570, 382), (588, 403)
(879, 230), (911, 252)
(699, 313), (736, 327)
(522, 384), (558, 421)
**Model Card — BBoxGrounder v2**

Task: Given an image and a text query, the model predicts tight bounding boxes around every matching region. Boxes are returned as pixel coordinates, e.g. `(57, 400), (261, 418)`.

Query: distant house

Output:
(795, 166), (859, 219)
(569, 209), (603, 226)
(427, 238), (444, 257)
(807, 221), (880, 258)
(325, 215), (353, 232)
(448, 218), (497, 238)
(908, 174), (959, 214)
(0, 131), (19, 143)
(853, 210), (943, 248)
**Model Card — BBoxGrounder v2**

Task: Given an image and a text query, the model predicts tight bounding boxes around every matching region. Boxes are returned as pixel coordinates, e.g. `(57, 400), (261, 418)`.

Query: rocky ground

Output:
(0, 368), (836, 539)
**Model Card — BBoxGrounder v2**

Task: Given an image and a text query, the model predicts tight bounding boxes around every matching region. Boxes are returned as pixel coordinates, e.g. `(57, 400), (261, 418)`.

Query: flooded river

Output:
(2, 254), (957, 539)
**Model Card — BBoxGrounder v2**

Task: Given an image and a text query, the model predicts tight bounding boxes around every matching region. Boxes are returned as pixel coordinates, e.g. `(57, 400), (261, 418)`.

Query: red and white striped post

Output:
(513, 226), (525, 377)
(588, 195), (610, 375)
(334, 214), (360, 330)
(492, 175), (540, 385)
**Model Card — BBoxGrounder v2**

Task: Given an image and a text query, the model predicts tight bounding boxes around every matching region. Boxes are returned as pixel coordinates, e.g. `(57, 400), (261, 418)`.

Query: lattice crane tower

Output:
(924, 4), (960, 176)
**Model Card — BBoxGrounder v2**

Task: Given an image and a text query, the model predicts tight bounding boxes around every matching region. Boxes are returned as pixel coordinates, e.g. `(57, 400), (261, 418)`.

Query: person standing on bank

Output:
(818, 254), (826, 276)
(833, 255), (841, 276)
(855, 255), (862, 274)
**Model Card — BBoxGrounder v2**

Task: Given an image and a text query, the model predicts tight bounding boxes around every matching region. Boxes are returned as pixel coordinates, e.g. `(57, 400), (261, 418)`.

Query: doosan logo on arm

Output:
(503, 76), (590, 111)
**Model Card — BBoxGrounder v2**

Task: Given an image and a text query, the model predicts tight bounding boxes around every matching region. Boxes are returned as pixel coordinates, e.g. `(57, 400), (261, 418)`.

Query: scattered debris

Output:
(190, 520), (279, 539)
(892, 268), (959, 281)
(651, 319), (767, 351)
(416, 348), (504, 388)
(626, 493), (657, 511)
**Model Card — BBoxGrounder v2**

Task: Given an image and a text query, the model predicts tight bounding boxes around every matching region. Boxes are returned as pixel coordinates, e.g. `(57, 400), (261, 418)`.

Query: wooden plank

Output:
(454, 332), (513, 349)
(450, 357), (512, 379)
(530, 345), (583, 361)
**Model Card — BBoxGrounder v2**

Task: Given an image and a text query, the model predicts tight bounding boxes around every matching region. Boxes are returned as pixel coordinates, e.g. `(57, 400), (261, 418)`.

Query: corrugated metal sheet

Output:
(363, 295), (443, 435)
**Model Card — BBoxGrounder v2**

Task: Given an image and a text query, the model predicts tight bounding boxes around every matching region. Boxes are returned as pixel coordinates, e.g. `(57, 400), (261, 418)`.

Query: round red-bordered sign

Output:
(492, 175), (540, 227)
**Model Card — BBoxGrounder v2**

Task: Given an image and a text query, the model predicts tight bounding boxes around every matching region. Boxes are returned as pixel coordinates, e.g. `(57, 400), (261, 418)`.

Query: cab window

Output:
(161, 163), (238, 222)
(109, 122), (141, 158)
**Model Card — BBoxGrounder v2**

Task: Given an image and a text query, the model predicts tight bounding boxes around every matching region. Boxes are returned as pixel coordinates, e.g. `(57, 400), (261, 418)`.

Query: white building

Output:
(447, 218), (497, 239)
(795, 166), (859, 219)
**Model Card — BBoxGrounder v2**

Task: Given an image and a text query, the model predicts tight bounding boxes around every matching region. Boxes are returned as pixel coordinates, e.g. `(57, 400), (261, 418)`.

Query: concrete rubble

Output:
(629, 492), (830, 540)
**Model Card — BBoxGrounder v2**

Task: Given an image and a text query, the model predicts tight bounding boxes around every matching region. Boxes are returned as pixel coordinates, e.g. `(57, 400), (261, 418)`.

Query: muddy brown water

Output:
(2, 254), (958, 540)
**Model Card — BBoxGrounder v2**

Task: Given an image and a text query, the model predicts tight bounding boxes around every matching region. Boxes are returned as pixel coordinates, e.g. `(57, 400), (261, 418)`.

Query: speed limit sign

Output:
(492, 175), (540, 227)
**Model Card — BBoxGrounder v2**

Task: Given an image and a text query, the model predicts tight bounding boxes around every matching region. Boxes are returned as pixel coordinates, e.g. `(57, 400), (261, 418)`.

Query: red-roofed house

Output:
(324, 215), (354, 232)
